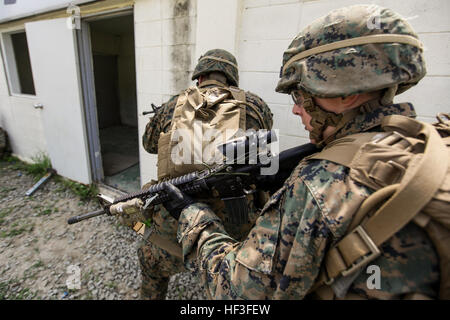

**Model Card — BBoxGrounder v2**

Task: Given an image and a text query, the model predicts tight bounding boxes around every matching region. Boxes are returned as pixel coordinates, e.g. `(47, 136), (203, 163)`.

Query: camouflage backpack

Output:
(309, 113), (450, 299)
(156, 80), (269, 180)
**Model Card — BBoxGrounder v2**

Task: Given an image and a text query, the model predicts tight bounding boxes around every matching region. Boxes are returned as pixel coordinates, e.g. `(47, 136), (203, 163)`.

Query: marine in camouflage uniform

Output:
(138, 49), (273, 299)
(142, 52), (273, 154)
(163, 5), (440, 299)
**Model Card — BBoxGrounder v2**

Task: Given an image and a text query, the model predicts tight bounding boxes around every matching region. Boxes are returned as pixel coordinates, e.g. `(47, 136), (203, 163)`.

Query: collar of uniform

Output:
(333, 102), (417, 140)
(198, 79), (227, 89)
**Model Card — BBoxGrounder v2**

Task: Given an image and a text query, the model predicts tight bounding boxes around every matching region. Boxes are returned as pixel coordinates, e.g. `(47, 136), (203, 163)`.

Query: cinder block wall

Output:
(138, 0), (450, 183)
(2, 0), (447, 185)
(237, 0), (450, 149)
(135, 0), (197, 184)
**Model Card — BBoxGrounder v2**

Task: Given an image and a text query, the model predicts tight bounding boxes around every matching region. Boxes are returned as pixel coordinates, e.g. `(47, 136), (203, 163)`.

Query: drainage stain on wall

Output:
(170, 0), (194, 91)
(173, 0), (190, 17)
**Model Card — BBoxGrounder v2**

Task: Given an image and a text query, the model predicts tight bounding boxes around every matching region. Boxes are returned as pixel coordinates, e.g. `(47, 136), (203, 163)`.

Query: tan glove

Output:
(109, 198), (146, 228)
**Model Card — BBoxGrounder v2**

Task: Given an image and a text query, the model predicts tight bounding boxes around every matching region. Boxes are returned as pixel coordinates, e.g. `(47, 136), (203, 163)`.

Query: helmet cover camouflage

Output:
(275, 4), (426, 97)
(192, 49), (239, 87)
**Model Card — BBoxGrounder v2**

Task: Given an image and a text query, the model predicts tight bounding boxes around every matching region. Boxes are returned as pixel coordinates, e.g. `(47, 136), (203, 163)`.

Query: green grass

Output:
(27, 153), (52, 179)
(23, 260), (44, 280)
(3, 154), (98, 201)
(107, 281), (118, 290)
(37, 207), (57, 216)
(82, 269), (93, 283)
(177, 286), (185, 299)
(0, 207), (13, 218)
(5, 153), (52, 181)
(1, 186), (16, 193)
(31, 260), (44, 269)
(84, 291), (94, 300)
(1, 227), (25, 238)
(55, 177), (98, 201)
(0, 207), (13, 225)
(143, 218), (152, 228)
(0, 222), (34, 238)
(0, 279), (37, 300)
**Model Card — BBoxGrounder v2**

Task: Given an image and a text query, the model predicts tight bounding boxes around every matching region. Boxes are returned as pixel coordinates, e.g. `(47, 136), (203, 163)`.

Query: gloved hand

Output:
(109, 198), (146, 228)
(162, 182), (195, 220)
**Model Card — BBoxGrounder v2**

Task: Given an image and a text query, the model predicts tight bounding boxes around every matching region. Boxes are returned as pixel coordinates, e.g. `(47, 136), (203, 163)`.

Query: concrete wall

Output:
(236, 0), (450, 149)
(137, 0), (450, 184)
(135, 0), (197, 184)
(1, 0), (449, 186)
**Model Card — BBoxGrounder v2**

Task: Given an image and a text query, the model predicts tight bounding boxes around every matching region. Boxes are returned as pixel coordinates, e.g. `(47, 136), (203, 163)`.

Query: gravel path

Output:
(0, 159), (207, 300)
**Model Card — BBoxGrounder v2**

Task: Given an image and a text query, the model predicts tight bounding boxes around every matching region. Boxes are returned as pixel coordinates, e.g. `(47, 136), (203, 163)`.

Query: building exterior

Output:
(0, 0), (449, 191)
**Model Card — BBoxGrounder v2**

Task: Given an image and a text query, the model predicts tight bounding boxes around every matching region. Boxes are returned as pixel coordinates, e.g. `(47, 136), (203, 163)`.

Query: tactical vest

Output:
(157, 80), (266, 180)
(308, 113), (450, 300)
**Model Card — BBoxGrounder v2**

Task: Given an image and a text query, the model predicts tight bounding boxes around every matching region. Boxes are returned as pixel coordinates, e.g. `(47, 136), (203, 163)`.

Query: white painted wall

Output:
(236, 0), (450, 149)
(195, 0), (241, 58)
(135, 0), (450, 183)
(134, 0), (197, 184)
(1, 0), (449, 187)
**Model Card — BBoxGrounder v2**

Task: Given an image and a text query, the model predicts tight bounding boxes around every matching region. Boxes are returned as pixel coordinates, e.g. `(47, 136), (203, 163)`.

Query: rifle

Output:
(67, 130), (319, 226)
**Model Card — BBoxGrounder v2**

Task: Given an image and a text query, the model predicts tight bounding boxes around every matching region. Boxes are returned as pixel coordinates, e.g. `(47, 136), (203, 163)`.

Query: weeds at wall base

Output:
(2, 154), (98, 201)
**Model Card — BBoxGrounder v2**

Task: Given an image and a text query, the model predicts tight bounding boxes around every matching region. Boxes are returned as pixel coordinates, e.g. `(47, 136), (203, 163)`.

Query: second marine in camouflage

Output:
(142, 49), (273, 154)
(138, 49), (274, 299)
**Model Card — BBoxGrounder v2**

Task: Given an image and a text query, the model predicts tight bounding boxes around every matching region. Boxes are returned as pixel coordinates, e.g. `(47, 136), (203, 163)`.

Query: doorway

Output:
(80, 12), (140, 193)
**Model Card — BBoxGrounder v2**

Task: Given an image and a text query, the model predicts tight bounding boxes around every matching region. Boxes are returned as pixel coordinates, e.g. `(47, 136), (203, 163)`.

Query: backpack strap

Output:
(198, 79), (227, 89)
(228, 86), (246, 103)
(305, 132), (381, 167)
(311, 115), (449, 298)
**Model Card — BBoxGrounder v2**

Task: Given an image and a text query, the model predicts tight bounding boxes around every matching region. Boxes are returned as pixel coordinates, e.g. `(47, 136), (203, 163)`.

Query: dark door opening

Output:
(89, 14), (140, 193)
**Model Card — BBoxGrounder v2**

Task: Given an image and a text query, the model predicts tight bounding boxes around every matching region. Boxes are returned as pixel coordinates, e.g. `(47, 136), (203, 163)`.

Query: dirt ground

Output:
(0, 158), (205, 300)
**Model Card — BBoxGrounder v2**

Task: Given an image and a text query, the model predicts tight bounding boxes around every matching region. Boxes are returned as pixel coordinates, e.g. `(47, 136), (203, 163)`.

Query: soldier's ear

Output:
(340, 95), (359, 108)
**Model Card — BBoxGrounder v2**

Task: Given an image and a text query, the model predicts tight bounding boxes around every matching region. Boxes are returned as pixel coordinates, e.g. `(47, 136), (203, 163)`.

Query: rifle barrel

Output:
(66, 142), (319, 225)
(67, 209), (106, 224)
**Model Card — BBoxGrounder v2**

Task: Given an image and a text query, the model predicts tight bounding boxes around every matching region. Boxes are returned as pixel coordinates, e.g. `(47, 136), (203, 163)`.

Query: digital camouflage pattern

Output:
(142, 94), (179, 154)
(176, 103), (439, 299)
(192, 49), (239, 87)
(275, 4), (426, 98)
(142, 83), (273, 154)
(139, 80), (273, 299)
(138, 194), (262, 299)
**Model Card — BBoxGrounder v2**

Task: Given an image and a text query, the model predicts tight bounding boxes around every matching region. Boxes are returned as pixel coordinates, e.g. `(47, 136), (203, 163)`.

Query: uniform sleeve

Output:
(142, 95), (179, 154)
(244, 91), (274, 130)
(177, 167), (332, 299)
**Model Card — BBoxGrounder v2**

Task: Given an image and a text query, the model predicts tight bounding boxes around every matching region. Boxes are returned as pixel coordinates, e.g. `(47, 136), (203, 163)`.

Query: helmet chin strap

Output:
(301, 91), (344, 145)
(305, 92), (385, 147)
(317, 107), (361, 147)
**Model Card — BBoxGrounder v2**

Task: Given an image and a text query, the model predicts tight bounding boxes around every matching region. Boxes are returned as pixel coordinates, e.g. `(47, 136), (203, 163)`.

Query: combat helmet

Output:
(276, 4), (426, 145)
(276, 4), (426, 99)
(192, 49), (239, 87)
